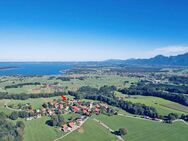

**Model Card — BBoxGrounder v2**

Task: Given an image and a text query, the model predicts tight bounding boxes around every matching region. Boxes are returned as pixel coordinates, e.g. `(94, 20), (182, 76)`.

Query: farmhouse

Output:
(68, 122), (75, 128)
(62, 124), (69, 132)
(72, 106), (80, 112)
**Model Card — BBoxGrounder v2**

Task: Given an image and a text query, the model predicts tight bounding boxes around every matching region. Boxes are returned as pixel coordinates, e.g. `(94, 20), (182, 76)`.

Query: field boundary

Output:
(173, 119), (188, 126)
(93, 118), (124, 141)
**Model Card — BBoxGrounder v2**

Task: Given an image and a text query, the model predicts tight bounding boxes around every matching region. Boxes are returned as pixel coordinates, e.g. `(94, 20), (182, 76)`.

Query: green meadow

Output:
(115, 91), (188, 116)
(0, 95), (74, 109)
(95, 114), (188, 141)
(23, 116), (62, 141)
(0, 75), (138, 94)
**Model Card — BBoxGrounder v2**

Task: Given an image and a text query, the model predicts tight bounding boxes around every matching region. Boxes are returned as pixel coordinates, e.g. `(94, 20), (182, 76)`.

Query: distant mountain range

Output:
(104, 53), (188, 66)
(1, 53), (188, 67)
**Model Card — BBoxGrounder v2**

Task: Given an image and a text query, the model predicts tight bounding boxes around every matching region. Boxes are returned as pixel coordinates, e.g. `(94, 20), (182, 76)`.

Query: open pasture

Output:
(115, 92), (188, 115)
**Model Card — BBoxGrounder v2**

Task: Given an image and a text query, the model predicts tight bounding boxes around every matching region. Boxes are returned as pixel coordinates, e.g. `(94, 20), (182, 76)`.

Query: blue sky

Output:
(0, 0), (188, 61)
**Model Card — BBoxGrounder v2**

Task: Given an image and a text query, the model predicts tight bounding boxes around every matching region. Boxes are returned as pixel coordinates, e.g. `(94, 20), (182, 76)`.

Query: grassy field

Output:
(63, 75), (138, 90)
(60, 118), (117, 141)
(22, 116), (62, 141)
(95, 114), (188, 141)
(12, 112), (188, 141)
(115, 91), (188, 115)
(0, 75), (138, 94)
(0, 95), (74, 115)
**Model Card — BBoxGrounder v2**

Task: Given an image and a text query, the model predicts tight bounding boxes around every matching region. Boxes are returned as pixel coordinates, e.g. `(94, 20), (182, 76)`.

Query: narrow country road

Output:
(93, 118), (124, 141)
(173, 119), (188, 126)
(119, 114), (188, 126)
(4, 100), (22, 111)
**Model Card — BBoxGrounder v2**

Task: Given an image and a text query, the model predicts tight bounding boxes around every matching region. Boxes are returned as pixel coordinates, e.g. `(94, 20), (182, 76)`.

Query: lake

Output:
(0, 62), (73, 76)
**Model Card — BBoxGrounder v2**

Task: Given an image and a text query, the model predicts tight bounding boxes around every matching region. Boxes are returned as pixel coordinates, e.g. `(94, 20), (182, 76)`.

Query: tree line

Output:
(0, 112), (25, 141)
(168, 76), (188, 85)
(4, 82), (41, 89)
(119, 82), (188, 106)
(0, 91), (67, 100)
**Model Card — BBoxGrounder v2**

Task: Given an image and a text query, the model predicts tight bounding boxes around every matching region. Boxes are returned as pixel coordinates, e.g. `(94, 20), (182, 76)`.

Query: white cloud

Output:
(148, 45), (188, 57)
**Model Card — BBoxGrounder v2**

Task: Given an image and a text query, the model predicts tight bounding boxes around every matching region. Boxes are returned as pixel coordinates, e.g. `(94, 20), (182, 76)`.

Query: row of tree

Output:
(4, 82), (41, 89)
(0, 91), (67, 100)
(180, 114), (188, 122)
(163, 113), (179, 123)
(9, 111), (31, 120)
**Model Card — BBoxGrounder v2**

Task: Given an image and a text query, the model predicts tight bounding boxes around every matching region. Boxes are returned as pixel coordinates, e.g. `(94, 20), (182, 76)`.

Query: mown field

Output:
(115, 91), (188, 116)
(22, 116), (62, 141)
(95, 114), (188, 141)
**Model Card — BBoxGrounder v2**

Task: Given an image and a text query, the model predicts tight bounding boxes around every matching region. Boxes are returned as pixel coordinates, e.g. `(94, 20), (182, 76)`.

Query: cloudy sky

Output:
(0, 0), (188, 61)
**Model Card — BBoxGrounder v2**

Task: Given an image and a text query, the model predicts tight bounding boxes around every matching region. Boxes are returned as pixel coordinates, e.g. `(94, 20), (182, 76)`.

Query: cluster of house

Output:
(39, 99), (110, 117)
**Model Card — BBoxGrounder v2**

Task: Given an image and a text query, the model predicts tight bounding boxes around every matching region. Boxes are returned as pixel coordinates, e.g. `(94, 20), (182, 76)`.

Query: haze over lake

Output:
(0, 63), (72, 76)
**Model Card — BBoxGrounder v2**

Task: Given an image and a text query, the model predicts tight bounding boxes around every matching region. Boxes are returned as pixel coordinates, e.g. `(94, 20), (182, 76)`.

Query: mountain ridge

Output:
(104, 53), (188, 66)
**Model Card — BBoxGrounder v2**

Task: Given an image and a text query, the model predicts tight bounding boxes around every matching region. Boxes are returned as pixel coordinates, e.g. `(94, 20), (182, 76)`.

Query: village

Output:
(7, 96), (116, 133)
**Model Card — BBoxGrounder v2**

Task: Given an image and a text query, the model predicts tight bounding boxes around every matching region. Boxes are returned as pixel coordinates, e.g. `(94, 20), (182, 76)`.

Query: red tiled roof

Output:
(68, 122), (75, 128)
(83, 109), (87, 113)
(72, 106), (80, 112)
(95, 108), (100, 112)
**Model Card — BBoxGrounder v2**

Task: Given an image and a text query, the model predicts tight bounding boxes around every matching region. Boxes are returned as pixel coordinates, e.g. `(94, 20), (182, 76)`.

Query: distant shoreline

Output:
(0, 66), (18, 71)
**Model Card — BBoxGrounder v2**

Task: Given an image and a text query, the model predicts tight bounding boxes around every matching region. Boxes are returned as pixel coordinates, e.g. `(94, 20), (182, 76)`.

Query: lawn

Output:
(60, 118), (117, 141)
(115, 91), (188, 116)
(95, 114), (188, 141)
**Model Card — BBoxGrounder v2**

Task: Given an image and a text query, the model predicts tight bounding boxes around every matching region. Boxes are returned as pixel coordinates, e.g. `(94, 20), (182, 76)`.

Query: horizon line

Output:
(0, 52), (187, 63)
